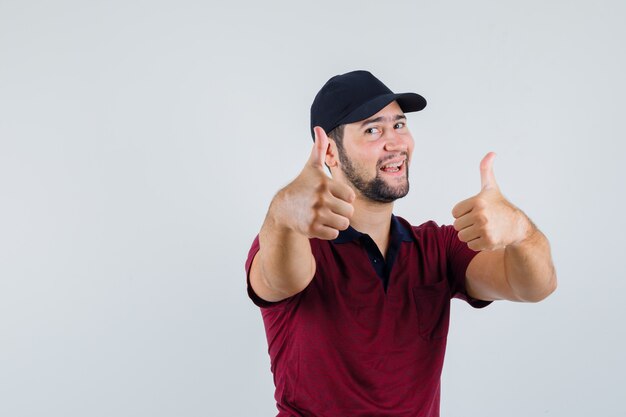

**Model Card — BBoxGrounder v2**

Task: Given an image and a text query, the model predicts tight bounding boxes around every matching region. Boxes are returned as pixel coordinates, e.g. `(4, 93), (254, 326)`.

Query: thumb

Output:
(309, 126), (329, 168)
(480, 152), (498, 190)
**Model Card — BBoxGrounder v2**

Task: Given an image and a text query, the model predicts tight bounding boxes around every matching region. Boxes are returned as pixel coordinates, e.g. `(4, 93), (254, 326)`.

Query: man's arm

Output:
(452, 152), (557, 303)
(464, 220), (557, 302)
(250, 127), (355, 303)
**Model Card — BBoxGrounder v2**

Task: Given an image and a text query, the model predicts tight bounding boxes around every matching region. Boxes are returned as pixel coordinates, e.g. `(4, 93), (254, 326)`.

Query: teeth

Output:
(382, 161), (403, 169)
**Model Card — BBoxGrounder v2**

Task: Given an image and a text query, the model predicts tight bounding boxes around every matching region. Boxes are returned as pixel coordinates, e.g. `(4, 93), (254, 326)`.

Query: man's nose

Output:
(383, 131), (408, 152)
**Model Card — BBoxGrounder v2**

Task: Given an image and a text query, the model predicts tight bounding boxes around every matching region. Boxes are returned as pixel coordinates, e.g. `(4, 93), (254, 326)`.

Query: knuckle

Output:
(310, 201), (323, 217)
(311, 200), (323, 211)
(306, 221), (319, 235)
(468, 241), (481, 251)
(315, 179), (330, 194)
(309, 209), (324, 227)
(483, 236), (495, 247)
(304, 226), (315, 238)
(345, 204), (355, 218)
(315, 225), (336, 240)
(312, 193), (329, 210)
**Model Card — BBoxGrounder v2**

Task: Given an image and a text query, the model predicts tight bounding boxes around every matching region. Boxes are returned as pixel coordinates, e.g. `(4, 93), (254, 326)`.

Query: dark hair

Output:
(327, 124), (345, 149)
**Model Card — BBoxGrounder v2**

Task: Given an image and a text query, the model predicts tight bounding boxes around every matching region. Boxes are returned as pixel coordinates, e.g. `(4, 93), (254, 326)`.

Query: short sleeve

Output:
(244, 235), (295, 309)
(440, 225), (492, 309)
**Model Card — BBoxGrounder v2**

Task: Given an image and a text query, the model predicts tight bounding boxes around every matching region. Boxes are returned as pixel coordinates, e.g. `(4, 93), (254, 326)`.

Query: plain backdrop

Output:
(1, 0), (625, 416)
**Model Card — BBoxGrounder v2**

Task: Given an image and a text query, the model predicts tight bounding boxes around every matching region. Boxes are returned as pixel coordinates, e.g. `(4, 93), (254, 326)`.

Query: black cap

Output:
(310, 70), (427, 139)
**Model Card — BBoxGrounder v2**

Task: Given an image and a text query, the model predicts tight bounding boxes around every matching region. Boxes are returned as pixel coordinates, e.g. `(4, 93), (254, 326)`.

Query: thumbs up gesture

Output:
(451, 152), (533, 251)
(274, 126), (356, 240)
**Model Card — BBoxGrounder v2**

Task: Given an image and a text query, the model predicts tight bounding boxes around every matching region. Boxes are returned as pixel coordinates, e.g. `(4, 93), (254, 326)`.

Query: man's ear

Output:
(325, 138), (340, 168)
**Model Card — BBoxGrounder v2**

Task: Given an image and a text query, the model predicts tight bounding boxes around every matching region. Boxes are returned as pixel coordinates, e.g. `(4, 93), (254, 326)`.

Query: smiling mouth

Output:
(380, 159), (405, 173)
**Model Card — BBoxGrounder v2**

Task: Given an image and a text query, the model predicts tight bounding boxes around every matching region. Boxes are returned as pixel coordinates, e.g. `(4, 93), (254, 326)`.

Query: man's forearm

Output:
(250, 131), (354, 302)
(256, 194), (316, 297)
(504, 222), (557, 302)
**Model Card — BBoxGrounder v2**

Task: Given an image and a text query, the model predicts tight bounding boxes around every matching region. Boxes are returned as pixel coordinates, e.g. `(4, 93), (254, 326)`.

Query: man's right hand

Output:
(273, 126), (355, 240)
(250, 127), (355, 303)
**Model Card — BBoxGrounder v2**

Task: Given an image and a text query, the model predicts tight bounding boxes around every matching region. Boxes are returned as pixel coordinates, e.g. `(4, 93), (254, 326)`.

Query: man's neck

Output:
(350, 197), (394, 257)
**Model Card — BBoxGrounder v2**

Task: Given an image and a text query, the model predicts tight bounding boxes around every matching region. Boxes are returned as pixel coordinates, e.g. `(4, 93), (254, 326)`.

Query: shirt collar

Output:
(392, 214), (414, 242)
(333, 214), (412, 244)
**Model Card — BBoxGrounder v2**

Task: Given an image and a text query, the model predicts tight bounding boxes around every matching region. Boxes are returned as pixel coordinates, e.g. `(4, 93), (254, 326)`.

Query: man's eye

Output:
(395, 122), (405, 129)
(365, 127), (380, 134)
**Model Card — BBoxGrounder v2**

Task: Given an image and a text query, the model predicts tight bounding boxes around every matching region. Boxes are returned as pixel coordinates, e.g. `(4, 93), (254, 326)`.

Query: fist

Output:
(275, 126), (355, 240)
(451, 152), (532, 251)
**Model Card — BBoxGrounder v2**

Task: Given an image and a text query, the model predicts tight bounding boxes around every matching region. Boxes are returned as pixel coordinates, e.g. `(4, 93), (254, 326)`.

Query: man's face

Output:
(335, 101), (414, 203)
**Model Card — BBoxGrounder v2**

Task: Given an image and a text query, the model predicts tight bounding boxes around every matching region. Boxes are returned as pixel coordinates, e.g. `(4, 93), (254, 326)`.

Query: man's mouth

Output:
(380, 159), (405, 173)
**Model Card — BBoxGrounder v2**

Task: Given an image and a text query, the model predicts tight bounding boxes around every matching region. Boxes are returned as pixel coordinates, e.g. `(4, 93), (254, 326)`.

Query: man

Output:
(245, 70), (557, 416)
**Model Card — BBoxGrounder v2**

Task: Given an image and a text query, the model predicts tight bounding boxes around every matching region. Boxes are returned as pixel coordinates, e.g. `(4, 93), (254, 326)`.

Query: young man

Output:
(245, 70), (557, 416)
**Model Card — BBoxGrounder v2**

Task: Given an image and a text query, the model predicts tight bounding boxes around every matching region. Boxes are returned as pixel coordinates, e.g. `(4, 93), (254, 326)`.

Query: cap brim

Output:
(337, 92), (427, 126)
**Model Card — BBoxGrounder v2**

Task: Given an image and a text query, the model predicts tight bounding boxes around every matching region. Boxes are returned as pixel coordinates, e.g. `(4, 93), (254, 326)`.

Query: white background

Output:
(1, 0), (624, 416)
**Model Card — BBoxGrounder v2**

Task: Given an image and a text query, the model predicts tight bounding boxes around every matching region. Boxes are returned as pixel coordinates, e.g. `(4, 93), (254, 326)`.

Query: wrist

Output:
(265, 187), (300, 236)
(510, 210), (538, 247)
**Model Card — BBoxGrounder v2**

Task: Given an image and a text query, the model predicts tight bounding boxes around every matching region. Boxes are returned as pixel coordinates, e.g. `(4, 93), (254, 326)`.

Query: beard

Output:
(337, 148), (410, 203)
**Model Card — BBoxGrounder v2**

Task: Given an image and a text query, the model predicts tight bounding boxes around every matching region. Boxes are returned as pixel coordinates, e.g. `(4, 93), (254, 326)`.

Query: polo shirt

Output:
(245, 216), (491, 417)
(334, 215), (413, 292)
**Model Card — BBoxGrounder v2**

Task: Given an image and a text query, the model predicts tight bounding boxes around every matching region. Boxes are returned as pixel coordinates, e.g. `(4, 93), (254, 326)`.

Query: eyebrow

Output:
(359, 114), (406, 128)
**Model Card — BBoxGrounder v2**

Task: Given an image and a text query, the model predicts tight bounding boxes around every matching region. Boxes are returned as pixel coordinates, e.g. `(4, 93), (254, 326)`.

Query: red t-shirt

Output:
(245, 216), (491, 417)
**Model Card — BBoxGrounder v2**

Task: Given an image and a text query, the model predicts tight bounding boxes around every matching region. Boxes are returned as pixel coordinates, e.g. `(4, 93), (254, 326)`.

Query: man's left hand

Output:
(451, 152), (535, 251)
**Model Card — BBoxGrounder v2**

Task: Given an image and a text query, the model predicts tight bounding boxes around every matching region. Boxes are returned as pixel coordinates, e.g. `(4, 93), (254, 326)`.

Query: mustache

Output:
(377, 152), (409, 167)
